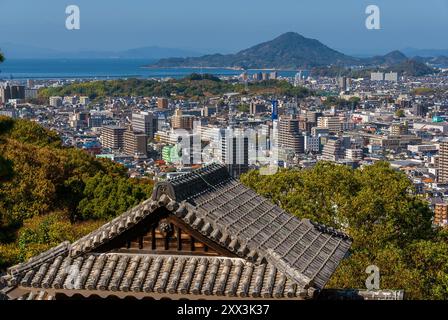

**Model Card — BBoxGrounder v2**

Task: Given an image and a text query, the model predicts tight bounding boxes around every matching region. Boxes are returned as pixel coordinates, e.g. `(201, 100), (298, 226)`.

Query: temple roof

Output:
(7, 253), (309, 299)
(0, 163), (396, 300)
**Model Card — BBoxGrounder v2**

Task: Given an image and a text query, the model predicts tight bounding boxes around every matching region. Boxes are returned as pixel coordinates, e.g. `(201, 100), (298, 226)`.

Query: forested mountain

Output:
(151, 32), (359, 69)
(150, 32), (437, 76)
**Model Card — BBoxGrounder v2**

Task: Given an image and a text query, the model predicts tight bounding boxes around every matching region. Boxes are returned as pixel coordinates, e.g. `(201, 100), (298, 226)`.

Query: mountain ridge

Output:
(151, 32), (359, 69)
(0, 43), (203, 59)
(149, 32), (438, 73)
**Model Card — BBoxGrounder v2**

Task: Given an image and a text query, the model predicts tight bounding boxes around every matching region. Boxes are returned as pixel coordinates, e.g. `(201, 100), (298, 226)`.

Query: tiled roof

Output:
(9, 253), (310, 299)
(16, 291), (55, 301)
(151, 163), (352, 290)
(1, 163), (356, 300)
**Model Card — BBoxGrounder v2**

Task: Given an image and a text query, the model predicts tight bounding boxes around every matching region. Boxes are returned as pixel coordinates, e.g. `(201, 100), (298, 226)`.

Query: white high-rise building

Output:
(371, 72), (384, 81)
(384, 72), (398, 82)
(132, 112), (155, 139)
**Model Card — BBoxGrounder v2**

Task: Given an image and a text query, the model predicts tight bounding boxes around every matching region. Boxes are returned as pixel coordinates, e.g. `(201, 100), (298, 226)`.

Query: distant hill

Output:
(413, 55), (448, 67)
(311, 58), (436, 78)
(117, 46), (203, 59)
(387, 59), (437, 76)
(150, 32), (436, 76)
(0, 43), (61, 59)
(402, 47), (448, 58)
(0, 43), (203, 59)
(151, 32), (360, 69)
(366, 50), (408, 66)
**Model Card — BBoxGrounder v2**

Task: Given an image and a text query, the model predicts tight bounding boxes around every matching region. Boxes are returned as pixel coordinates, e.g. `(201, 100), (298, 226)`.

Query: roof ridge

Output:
(155, 163), (232, 202)
(4, 241), (70, 282)
(5, 251), (312, 299)
(308, 219), (352, 240)
(70, 198), (157, 256)
(264, 249), (313, 289)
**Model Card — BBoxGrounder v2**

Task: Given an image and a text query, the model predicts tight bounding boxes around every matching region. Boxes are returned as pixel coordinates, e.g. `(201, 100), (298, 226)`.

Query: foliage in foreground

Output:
(0, 116), (153, 270)
(241, 162), (447, 300)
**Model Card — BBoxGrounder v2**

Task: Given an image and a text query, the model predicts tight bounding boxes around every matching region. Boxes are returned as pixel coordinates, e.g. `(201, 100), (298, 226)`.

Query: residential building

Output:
(132, 112), (156, 139)
(101, 126), (126, 150)
(69, 111), (90, 129)
(79, 96), (90, 105)
(321, 138), (344, 162)
(124, 129), (148, 157)
(412, 104), (428, 117)
(157, 97), (169, 109)
(249, 102), (267, 115)
(221, 131), (249, 178)
(0, 85), (25, 104)
(371, 72), (384, 81)
(277, 116), (304, 154)
(49, 96), (63, 108)
(172, 109), (195, 130)
(25, 88), (38, 99)
(304, 135), (320, 153)
(434, 203), (448, 226)
(345, 148), (363, 161)
(384, 72), (398, 82)
(438, 140), (448, 183)
(390, 123), (409, 136)
(64, 96), (78, 105)
(318, 116), (342, 133)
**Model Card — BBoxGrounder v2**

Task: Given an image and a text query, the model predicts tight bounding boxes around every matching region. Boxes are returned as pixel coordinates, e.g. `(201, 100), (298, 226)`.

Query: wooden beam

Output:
(151, 227), (156, 250)
(91, 207), (169, 254)
(177, 227), (182, 251)
(167, 216), (238, 258)
(164, 232), (170, 250)
(138, 236), (143, 249)
(112, 248), (220, 257)
(88, 207), (237, 259)
(190, 236), (195, 252)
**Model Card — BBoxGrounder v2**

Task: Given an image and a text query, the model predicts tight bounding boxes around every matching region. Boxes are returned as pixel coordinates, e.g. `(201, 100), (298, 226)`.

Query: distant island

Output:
(148, 32), (442, 76)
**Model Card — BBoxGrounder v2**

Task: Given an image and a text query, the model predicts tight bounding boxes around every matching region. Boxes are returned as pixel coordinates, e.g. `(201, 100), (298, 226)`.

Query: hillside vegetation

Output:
(38, 76), (313, 101)
(0, 116), (153, 269)
(311, 59), (436, 78)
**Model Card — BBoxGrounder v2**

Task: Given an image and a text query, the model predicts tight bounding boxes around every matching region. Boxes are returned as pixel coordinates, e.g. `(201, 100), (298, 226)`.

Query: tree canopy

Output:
(240, 162), (446, 299)
(395, 109), (406, 117)
(38, 77), (313, 102)
(0, 116), (153, 269)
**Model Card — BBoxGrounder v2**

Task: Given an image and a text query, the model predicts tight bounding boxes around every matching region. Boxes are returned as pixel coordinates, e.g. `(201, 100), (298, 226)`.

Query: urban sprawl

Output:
(2, 69), (448, 227)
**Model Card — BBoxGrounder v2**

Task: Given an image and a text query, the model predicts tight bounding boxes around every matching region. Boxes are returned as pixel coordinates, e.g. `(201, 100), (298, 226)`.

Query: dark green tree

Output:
(240, 162), (442, 299)
(395, 109), (406, 117)
(0, 118), (154, 269)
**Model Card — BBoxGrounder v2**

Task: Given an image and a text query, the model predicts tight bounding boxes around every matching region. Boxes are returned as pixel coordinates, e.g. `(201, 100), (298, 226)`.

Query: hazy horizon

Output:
(1, 0), (448, 56)
(2, 36), (448, 58)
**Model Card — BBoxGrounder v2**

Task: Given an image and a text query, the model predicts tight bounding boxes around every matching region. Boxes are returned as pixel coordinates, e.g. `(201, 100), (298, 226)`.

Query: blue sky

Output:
(0, 0), (447, 54)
